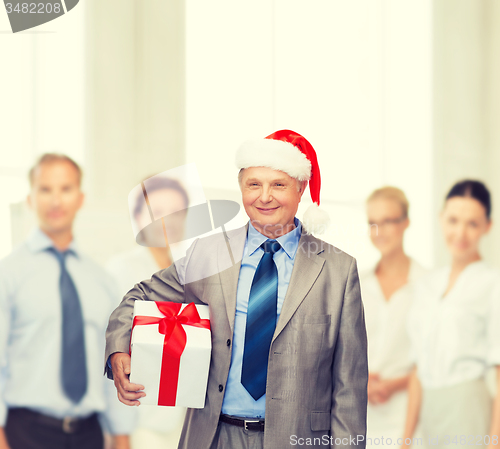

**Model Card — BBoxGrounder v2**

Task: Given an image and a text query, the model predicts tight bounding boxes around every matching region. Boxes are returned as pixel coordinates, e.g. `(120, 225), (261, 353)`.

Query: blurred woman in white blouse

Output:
(360, 186), (427, 448)
(403, 180), (500, 449)
(106, 176), (188, 449)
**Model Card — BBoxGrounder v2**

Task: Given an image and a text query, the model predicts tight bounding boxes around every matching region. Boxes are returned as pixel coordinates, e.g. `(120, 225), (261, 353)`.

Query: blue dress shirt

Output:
(221, 217), (302, 418)
(0, 228), (135, 434)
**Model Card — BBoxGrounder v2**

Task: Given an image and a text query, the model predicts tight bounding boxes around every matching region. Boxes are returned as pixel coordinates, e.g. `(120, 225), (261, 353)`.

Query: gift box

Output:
(129, 301), (211, 408)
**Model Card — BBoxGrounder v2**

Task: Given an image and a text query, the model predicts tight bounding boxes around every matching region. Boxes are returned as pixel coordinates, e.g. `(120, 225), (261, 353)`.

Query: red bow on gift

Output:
(131, 302), (211, 406)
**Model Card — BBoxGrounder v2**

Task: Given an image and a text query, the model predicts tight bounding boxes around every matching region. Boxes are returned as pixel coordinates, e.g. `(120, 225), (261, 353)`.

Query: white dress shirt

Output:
(0, 228), (134, 434)
(407, 260), (500, 389)
(106, 246), (186, 434)
(360, 258), (427, 441)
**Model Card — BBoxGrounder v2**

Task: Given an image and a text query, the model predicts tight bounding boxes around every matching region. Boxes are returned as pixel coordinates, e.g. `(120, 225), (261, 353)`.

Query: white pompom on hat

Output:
(236, 129), (330, 234)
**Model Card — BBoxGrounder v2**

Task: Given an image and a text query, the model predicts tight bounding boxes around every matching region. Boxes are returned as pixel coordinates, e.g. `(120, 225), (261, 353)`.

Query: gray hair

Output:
(238, 168), (306, 193)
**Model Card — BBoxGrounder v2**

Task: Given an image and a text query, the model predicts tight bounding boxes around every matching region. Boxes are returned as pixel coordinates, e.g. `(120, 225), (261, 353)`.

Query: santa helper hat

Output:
(235, 129), (330, 234)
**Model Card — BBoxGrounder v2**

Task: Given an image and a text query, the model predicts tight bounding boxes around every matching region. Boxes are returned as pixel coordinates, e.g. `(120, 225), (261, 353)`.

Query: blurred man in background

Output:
(0, 154), (133, 449)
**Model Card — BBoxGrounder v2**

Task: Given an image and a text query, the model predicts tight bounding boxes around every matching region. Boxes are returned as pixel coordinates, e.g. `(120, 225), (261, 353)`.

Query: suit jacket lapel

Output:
(272, 232), (325, 343)
(216, 224), (325, 337)
(217, 224), (248, 333)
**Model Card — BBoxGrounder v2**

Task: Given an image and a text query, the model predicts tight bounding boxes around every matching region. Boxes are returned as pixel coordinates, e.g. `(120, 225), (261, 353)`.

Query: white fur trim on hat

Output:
(236, 139), (312, 181)
(302, 203), (330, 235)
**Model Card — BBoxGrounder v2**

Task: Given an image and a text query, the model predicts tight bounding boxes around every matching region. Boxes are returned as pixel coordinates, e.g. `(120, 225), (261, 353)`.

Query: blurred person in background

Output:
(106, 176), (188, 449)
(402, 180), (500, 449)
(360, 187), (427, 448)
(0, 154), (133, 449)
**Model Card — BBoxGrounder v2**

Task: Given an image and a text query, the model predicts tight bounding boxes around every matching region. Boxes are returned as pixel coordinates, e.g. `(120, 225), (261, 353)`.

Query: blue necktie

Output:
(241, 239), (281, 400)
(49, 248), (88, 403)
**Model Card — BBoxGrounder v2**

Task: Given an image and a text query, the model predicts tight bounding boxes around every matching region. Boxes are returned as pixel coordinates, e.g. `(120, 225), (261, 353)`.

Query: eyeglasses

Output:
(368, 216), (407, 228)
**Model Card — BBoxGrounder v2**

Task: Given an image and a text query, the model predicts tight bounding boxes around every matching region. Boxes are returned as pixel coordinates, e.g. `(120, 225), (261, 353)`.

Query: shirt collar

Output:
(246, 217), (302, 259)
(26, 227), (80, 257)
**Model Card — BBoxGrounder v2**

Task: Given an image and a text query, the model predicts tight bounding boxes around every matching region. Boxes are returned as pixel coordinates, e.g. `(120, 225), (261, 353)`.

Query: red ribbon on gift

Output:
(131, 302), (211, 406)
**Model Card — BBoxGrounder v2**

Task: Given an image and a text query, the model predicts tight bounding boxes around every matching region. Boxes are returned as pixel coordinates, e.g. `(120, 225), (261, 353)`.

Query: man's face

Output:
(240, 166), (306, 237)
(28, 161), (84, 234)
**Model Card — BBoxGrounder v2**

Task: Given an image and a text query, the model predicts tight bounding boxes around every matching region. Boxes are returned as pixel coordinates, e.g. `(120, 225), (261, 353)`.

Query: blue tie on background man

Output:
(49, 248), (88, 404)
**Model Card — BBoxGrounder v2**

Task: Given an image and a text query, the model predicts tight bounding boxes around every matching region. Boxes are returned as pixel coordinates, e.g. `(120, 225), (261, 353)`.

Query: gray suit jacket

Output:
(105, 223), (368, 449)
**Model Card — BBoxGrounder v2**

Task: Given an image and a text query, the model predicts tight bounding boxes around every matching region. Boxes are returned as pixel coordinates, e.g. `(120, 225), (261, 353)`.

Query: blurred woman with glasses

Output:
(402, 180), (500, 449)
(360, 186), (427, 448)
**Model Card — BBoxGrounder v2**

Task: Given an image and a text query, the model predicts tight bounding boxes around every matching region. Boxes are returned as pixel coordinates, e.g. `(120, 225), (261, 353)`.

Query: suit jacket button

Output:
(219, 384), (223, 392)
(226, 339), (231, 347)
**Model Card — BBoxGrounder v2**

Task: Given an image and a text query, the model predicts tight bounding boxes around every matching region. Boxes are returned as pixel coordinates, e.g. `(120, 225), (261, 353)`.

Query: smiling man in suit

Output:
(105, 130), (368, 449)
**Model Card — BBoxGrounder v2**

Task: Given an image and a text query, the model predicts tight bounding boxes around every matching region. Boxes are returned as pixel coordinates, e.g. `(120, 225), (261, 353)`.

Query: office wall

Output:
(10, 0), (187, 264)
(185, 0), (433, 272)
(6, 0), (500, 270)
(433, 0), (500, 268)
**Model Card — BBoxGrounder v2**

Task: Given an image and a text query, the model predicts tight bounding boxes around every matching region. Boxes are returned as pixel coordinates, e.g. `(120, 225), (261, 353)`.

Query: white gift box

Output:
(130, 301), (211, 408)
